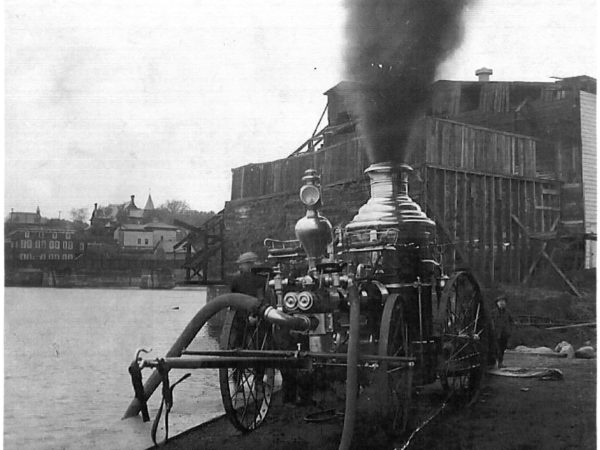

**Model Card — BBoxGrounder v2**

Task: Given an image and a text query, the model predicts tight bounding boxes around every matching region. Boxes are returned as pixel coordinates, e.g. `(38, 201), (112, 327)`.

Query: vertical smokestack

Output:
(343, 0), (471, 164)
(476, 67), (493, 82)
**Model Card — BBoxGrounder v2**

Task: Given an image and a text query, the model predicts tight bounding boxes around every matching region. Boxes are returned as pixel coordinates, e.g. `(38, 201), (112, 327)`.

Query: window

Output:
(145, 239), (149, 245)
(35, 240), (40, 249)
(68, 254), (73, 260)
(68, 241), (73, 250)
(40, 253), (46, 260)
(41, 241), (47, 249)
(27, 240), (33, 249)
(49, 241), (55, 249)
(52, 232), (57, 239)
(62, 254), (68, 260)
(66, 233), (72, 240)
(25, 231), (30, 238)
(79, 243), (85, 251)
(137, 238), (142, 245)
(63, 241), (67, 249)
(55, 240), (60, 248)
(39, 232), (44, 238)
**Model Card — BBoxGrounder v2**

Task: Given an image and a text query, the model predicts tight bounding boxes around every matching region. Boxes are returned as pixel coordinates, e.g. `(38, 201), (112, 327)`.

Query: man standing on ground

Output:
(491, 295), (514, 368)
(230, 251), (266, 299)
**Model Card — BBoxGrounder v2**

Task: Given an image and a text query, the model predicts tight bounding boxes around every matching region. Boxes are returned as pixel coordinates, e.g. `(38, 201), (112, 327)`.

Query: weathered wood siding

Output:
(230, 138), (369, 200)
(418, 165), (561, 284)
(420, 118), (539, 178)
(231, 118), (549, 201)
(224, 164), (560, 285)
(580, 90), (596, 268)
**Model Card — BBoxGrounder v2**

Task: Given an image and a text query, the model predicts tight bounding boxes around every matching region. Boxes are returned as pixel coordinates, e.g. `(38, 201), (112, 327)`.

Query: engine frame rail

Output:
(139, 351), (416, 371)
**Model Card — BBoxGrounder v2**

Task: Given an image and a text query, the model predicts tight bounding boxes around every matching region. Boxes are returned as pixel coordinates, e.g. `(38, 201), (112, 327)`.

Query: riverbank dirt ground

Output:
(155, 351), (595, 450)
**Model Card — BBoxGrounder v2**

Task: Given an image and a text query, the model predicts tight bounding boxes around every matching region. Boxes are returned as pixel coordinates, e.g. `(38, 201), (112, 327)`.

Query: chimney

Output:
(475, 67), (493, 82)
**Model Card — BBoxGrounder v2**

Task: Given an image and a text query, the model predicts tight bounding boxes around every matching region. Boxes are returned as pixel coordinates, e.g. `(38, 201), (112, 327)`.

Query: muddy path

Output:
(154, 351), (595, 449)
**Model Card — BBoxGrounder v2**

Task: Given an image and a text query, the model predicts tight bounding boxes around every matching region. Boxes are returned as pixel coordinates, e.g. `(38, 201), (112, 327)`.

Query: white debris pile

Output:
(512, 341), (595, 359)
(513, 345), (555, 354)
(554, 341), (575, 358)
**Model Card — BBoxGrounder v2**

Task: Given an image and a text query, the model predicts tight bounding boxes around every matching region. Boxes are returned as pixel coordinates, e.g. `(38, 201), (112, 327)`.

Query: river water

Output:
(4, 287), (224, 449)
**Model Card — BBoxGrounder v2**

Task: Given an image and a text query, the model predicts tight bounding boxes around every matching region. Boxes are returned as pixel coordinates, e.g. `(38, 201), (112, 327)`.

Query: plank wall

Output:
(231, 118), (549, 202)
(417, 165), (561, 284)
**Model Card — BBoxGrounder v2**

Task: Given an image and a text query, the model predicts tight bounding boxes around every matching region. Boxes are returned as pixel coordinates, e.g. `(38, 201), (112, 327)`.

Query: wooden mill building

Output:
(194, 72), (596, 292)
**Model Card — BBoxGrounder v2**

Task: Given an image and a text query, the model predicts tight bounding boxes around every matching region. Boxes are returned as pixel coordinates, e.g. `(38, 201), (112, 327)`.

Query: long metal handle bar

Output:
(142, 356), (312, 370)
(142, 354), (414, 371)
(179, 349), (415, 364)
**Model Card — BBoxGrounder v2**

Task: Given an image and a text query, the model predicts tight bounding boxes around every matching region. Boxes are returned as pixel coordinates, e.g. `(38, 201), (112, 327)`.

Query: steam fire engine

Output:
(125, 162), (491, 448)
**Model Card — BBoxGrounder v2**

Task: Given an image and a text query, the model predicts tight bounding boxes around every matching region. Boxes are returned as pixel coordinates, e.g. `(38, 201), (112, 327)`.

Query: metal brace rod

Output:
(180, 349), (416, 364)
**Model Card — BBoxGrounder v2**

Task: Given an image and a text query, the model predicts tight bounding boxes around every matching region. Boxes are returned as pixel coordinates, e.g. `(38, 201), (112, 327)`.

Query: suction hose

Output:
(123, 293), (261, 419)
(122, 293), (314, 419)
(339, 281), (360, 450)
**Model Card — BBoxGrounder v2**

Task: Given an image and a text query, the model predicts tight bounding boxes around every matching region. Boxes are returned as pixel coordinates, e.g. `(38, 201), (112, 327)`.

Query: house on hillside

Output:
(90, 193), (159, 231)
(113, 220), (179, 252)
(5, 226), (84, 263)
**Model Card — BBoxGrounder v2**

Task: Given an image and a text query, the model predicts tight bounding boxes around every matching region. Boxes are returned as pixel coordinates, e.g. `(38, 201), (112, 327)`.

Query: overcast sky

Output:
(4, 0), (596, 219)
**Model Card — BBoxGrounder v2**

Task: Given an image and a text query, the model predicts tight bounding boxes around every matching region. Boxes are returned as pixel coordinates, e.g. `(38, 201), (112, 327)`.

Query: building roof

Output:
(144, 222), (178, 230)
(126, 195), (140, 211)
(144, 194), (155, 210)
(118, 224), (150, 232)
(129, 209), (145, 219)
(9, 211), (43, 224)
(94, 204), (120, 219)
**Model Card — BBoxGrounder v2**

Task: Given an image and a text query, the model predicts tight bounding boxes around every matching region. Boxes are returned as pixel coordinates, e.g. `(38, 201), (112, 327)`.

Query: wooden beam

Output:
(546, 322), (595, 330)
(540, 250), (583, 298)
(511, 215), (582, 298)
(523, 217), (560, 284)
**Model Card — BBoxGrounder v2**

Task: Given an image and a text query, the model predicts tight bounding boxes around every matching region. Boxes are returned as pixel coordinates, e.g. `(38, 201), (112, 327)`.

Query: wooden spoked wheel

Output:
(219, 308), (275, 432)
(438, 271), (487, 402)
(377, 294), (413, 434)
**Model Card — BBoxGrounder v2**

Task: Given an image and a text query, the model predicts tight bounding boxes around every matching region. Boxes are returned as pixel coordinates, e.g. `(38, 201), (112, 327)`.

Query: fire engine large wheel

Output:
(219, 308), (275, 432)
(438, 271), (488, 402)
(378, 293), (413, 434)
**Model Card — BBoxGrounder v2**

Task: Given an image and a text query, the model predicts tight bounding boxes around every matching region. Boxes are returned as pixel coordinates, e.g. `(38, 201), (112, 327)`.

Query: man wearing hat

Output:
(491, 295), (514, 368)
(230, 251), (266, 300)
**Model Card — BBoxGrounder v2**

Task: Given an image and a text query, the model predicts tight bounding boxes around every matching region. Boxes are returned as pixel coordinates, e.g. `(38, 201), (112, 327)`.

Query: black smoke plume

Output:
(343, 0), (470, 163)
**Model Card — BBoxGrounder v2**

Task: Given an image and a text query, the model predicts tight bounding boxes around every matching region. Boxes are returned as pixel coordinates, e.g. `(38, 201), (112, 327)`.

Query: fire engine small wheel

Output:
(438, 271), (488, 402)
(219, 308), (275, 432)
(378, 293), (412, 434)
